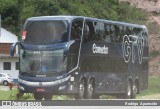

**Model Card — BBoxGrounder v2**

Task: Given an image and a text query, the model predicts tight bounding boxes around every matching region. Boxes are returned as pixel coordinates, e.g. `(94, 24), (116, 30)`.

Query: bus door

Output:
(68, 19), (84, 72)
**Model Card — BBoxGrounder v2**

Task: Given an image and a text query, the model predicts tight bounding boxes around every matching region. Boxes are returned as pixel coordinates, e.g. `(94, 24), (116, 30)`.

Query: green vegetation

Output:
(137, 76), (160, 99)
(150, 50), (160, 58)
(0, 0), (148, 37)
(147, 22), (160, 34)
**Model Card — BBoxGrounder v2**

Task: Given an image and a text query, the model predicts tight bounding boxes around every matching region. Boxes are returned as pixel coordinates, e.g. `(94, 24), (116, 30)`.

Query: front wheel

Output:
(43, 93), (53, 100)
(131, 84), (138, 99)
(34, 93), (43, 100)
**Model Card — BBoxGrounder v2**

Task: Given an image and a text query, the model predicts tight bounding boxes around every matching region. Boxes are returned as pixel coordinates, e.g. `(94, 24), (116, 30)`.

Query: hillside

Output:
(121, 0), (160, 75)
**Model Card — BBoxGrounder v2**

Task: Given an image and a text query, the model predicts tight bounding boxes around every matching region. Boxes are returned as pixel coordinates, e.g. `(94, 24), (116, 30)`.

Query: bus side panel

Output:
(80, 42), (129, 94)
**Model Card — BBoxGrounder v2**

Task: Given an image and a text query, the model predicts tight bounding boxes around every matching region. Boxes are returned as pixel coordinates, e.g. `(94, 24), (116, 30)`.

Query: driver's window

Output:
(71, 20), (83, 40)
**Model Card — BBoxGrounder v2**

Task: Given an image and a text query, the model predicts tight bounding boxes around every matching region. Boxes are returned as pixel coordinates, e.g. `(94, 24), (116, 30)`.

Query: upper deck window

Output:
(24, 20), (69, 45)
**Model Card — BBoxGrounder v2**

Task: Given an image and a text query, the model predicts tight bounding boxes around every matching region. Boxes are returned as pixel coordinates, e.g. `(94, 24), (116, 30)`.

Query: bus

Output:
(10, 16), (148, 100)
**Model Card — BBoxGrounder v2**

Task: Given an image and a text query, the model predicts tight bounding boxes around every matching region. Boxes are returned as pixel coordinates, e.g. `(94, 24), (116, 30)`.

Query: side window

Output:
(3, 62), (11, 70)
(110, 25), (115, 42)
(119, 26), (124, 43)
(16, 62), (19, 70)
(83, 21), (94, 43)
(94, 22), (105, 41)
(71, 20), (83, 40)
(142, 30), (148, 46)
(104, 24), (111, 42)
(114, 25), (121, 43)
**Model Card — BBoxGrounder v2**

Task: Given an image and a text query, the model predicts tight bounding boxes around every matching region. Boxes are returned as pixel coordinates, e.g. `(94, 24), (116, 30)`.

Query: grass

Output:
(137, 76), (160, 99)
(0, 76), (160, 100)
(0, 88), (19, 100)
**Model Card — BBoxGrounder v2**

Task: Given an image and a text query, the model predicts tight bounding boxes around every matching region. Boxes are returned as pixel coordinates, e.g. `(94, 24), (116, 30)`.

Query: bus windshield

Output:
(23, 20), (69, 45)
(20, 49), (67, 74)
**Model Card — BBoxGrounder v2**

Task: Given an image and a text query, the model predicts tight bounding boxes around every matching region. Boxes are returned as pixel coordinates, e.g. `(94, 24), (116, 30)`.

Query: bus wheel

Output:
(125, 81), (132, 99)
(75, 79), (85, 99)
(86, 79), (94, 99)
(34, 93), (43, 100)
(131, 84), (138, 99)
(43, 93), (53, 100)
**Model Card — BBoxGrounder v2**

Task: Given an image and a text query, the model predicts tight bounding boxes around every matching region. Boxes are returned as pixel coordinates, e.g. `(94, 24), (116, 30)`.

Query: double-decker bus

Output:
(10, 16), (148, 100)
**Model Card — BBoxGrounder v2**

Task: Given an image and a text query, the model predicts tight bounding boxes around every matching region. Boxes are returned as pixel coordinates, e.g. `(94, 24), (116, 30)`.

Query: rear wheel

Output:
(74, 79), (86, 99)
(131, 83), (138, 99)
(34, 93), (43, 100)
(125, 81), (132, 99)
(86, 80), (94, 99)
(3, 81), (9, 86)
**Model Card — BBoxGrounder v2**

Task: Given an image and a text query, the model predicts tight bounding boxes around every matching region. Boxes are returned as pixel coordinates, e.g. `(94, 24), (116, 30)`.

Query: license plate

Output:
(36, 88), (45, 92)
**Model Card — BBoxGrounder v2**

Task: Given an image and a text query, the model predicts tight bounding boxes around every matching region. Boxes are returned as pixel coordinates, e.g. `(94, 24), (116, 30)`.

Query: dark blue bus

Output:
(11, 16), (148, 100)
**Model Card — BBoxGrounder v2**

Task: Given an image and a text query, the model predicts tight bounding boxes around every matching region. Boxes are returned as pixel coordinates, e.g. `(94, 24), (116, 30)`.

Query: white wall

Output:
(0, 28), (18, 43)
(0, 58), (19, 79)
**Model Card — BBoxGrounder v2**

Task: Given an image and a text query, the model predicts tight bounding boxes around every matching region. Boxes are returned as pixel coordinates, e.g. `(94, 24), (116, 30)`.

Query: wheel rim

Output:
(87, 83), (94, 99)
(127, 82), (131, 98)
(3, 81), (8, 86)
(79, 81), (85, 99)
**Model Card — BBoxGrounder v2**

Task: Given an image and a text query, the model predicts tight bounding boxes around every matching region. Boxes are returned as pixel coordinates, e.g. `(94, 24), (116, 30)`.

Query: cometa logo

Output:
(92, 43), (108, 54)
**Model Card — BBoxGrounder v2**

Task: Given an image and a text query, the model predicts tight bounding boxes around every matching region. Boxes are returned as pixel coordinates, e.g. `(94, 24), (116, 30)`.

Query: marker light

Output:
(22, 31), (27, 40)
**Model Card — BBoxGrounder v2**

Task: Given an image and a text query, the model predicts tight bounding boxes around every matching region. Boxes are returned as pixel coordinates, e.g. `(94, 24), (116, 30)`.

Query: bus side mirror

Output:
(10, 42), (19, 57)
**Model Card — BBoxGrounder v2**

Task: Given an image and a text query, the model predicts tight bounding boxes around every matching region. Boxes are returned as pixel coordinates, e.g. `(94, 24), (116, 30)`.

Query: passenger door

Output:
(68, 19), (84, 72)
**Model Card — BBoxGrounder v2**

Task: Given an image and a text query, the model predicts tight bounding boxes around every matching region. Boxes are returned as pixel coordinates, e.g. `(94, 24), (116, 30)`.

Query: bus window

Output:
(110, 25), (115, 43)
(142, 30), (148, 46)
(94, 22), (105, 41)
(71, 20), (83, 40)
(104, 24), (111, 42)
(83, 21), (95, 43)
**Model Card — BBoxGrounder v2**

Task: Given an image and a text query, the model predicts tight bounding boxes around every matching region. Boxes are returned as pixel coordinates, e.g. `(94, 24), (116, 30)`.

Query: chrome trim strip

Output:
(19, 75), (71, 87)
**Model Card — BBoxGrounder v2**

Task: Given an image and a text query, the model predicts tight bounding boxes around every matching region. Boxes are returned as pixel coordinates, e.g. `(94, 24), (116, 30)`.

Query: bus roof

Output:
(26, 15), (147, 29)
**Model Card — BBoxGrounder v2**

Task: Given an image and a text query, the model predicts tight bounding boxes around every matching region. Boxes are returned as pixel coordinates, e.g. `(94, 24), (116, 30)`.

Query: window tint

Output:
(71, 20), (83, 40)
(3, 62), (11, 70)
(104, 24), (111, 42)
(83, 21), (94, 43)
(24, 20), (69, 45)
(83, 20), (147, 45)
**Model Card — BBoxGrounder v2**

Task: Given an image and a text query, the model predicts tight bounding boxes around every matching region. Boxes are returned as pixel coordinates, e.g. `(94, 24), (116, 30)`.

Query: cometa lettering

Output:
(92, 43), (108, 54)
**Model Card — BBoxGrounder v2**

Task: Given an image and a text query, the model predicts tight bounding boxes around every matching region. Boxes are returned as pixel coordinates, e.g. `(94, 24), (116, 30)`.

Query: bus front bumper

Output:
(18, 75), (73, 94)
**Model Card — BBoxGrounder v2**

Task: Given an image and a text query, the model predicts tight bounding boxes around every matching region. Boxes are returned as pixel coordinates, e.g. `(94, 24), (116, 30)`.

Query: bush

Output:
(150, 50), (160, 58)
(147, 22), (160, 34)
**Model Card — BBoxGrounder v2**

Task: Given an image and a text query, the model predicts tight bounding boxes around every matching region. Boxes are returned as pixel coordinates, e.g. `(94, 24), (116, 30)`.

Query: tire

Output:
(34, 93), (43, 100)
(131, 84), (138, 99)
(43, 93), (53, 100)
(3, 81), (9, 86)
(93, 95), (99, 99)
(86, 80), (94, 99)
(125, 81), (132, 99)
(16, 92), (24, 100)
(74, 79), (86, 99)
